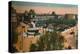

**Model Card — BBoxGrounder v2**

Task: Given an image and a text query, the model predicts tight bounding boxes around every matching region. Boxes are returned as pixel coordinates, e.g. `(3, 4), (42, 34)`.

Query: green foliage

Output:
(47, 18), (77, 26)
(28, 9), (36, 18)
(36, 18), (77, 27)
(30, 44), (37, 51)
(30, 30), (64, 51)
(62, 19), (77, 26)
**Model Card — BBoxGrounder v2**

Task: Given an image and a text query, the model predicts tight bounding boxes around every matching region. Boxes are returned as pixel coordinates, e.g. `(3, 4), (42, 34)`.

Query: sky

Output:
(12, 1), (78, 15)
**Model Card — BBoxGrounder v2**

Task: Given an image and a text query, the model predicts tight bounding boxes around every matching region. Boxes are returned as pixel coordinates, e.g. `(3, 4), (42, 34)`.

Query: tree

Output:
(51, 11), (56, 15)
(24, 10), (28, 18)
(51, 11), (58, 19)
(30, 30), (64, 51)
(24, 10), (30, 23)
(28, 9), (36, 19)
(30, 44), (38, 51)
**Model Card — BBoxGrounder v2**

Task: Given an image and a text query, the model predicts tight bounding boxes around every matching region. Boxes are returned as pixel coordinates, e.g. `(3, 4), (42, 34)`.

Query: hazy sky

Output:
(12, 1), (78, 15)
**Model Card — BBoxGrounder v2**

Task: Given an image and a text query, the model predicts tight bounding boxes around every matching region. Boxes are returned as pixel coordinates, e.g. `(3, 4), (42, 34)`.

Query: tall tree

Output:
(52, 11), (56, 15)
(24, 10), (29, 22)
(51, 11), (58, 19)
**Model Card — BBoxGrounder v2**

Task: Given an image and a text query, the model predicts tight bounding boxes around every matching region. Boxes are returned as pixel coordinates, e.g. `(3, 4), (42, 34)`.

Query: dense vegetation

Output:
(30, 30), (64, 51)
(36, 18), (77, 27)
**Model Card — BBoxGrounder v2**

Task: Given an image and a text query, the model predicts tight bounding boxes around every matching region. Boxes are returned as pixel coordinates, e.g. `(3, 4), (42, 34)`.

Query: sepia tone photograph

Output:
(9, 1), (78, 53)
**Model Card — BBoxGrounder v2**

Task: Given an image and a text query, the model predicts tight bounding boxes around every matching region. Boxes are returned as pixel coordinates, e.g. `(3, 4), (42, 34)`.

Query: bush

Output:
(30, 30), (64, 51)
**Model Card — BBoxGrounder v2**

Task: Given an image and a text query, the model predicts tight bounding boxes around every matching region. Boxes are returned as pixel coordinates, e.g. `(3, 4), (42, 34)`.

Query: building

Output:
(64, 14), (77, 19)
